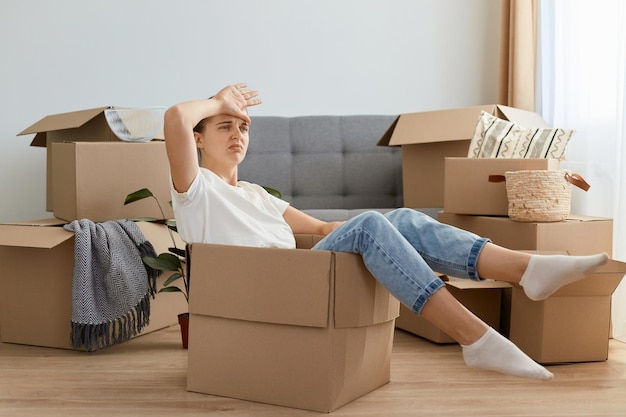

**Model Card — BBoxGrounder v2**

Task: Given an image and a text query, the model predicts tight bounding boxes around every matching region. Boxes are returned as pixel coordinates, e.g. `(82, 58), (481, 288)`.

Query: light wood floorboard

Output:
(1, 326), (625, 416)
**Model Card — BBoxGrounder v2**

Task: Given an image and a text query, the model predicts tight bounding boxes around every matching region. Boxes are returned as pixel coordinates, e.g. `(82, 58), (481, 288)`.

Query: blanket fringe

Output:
(71, 293), (153, 351)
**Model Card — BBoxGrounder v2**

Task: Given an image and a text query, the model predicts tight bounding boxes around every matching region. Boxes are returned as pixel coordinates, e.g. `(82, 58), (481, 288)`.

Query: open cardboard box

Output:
(396, 276), (511, 343)
(17, 106), (165, 211)
(378, 104), (548, 208)
(51, 141), (173, 222)
(0, 219), (186, 350)
(186, 235), (399, 413)
(437, 213), (613, 339)
(509, 254), (626, 363)
(443, 157), (561, 216)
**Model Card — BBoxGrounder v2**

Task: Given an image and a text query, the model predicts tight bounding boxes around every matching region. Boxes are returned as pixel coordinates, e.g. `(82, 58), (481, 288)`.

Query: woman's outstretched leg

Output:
(314, 210), (608, 379)
(313, 211), (554, 380)
(420, 287), (554, 380)
(477, 243), (609, 300)
(385, 209), (609, 300)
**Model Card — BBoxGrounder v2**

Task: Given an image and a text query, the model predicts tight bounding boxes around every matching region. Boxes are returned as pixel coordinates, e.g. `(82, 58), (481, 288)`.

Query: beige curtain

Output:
(499, 0), (538, 111)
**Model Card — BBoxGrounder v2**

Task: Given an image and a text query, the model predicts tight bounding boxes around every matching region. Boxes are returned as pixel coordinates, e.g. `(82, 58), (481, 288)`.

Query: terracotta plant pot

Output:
(178, 312), (189, 349)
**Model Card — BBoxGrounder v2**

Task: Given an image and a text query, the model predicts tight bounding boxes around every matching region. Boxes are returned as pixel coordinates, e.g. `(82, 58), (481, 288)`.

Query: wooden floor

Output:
(1, 326), (625, 417)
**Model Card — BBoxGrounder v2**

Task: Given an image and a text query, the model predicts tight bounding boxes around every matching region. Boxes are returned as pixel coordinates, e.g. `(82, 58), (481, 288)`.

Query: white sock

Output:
(462, 328), (553, 381)
(520, 253), (609, 301)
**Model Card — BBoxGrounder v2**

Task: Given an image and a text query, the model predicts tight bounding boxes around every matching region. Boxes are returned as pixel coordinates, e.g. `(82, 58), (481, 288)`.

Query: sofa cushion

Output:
(240, 115), (402, 211)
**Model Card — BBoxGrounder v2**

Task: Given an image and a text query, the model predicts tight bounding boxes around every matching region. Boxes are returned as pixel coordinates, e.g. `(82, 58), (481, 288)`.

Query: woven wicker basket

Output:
(504, 170), (590, 222)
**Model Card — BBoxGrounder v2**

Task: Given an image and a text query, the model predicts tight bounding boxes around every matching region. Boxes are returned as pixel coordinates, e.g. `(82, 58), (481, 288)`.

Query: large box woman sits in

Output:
(186, 235), (399, 413)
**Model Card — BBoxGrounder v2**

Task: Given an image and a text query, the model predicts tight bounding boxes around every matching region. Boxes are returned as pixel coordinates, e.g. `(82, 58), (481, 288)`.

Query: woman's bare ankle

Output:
(420, 288), (489, 346)
(476, 243), (530, 283)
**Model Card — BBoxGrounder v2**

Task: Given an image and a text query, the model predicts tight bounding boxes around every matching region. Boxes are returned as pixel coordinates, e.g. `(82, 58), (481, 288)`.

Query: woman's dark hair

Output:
(193, 118), (209, 133)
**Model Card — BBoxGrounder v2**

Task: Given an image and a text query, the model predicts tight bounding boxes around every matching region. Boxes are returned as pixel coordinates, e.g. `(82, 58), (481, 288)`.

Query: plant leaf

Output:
(262, 186), (282, 199)
(124, 188), (154, 205)
(162, 272), (183, 287)
(143, 253), (181, 271)
(159, 287), (183, 294)
(126, 216), (160, 223)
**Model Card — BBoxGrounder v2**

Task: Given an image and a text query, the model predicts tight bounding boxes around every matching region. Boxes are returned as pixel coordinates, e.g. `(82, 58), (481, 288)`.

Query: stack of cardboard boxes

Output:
(3, 104), (624, 412)
(380, 104), (625, 363)
(1, 108), (402, 413)
(0, 107), (187, 350)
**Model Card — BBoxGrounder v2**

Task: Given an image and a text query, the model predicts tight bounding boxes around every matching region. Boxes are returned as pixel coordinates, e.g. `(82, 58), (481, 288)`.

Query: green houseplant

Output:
(124, 188), (190, 347)
(124, 185), (282, 348)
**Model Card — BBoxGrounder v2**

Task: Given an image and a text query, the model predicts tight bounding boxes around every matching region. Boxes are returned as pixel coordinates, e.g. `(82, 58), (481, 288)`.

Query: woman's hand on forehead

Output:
(214, 83), (262, 123)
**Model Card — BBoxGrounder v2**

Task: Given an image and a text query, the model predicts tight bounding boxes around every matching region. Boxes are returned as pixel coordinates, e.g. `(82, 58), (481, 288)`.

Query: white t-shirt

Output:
(171, 168), (296, 249)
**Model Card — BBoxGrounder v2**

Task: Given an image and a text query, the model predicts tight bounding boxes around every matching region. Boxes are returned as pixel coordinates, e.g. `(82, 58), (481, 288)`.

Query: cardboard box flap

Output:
(445, 277), (512, 290)
(565, 214), (613, 222)
(294, 234), (325, 250)
(18, 107), (109, 136)
(1, 218), (67, 227)
(495, 105), (549, 128)
(18, 106), (165, 146)
(376, 117), (400, 147)
(0, 223), (72, 249)
(189, 243), (332, 328)
(334, 252), (400, 328)
(378, 104), (551, 147)
(554, 259), (626, 296)
(379, 105), (497, 147)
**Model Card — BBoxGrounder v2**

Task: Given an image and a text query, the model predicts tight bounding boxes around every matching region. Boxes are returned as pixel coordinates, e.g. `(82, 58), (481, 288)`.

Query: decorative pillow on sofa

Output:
(467, 111), (574, 159)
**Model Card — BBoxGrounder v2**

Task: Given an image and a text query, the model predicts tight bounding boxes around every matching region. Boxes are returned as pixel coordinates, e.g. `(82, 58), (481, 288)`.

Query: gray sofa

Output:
(239, 115), (437, 221)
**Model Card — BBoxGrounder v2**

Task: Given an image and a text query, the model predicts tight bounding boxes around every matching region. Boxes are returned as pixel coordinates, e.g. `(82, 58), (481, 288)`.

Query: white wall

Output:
(0, 0), (501, 222)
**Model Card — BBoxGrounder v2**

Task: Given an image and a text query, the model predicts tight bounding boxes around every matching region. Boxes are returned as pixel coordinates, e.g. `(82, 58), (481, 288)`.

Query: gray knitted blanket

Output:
(64, 219), (160, 351)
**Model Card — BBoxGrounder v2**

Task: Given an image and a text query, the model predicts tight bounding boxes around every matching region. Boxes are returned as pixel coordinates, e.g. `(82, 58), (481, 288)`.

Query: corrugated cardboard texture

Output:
(189, 244), (332, 327)
(402, 141), (469, 208)
(509, 259), (626, 363)
(186, 241), (399, 412)
(51, 142), (173, 222)
(334, 251), (399, 328)
(188, 315), (394, 412)
(18, 107), (115, 147)
(188, 243), (399, 329)
(0, 221), (186, 349)
(438, 212), (613, 256)
(443, 157), (561, 216)
(396, 278), (510, 343)
(378, 104), (548, 208)
(19, 107), (164, 211)
(294, 233), (325, 249)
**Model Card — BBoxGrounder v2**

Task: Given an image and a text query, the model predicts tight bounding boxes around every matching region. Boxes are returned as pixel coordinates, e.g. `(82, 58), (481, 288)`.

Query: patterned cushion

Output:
(467, 111), (574, 159)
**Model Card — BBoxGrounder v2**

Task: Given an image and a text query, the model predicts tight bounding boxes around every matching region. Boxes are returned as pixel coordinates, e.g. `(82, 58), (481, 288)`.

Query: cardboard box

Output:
(186, 236), (400, 413)
(18, 107), (164, 211)
(509, 257), (626, 363)
(443, 157), (561, 216)
(51, 141), (173, 222)
(378, 104), (548, 208)
(396, 277), (511, 343)
(437, 212), (613, 256)
(0, 219), (187, 350)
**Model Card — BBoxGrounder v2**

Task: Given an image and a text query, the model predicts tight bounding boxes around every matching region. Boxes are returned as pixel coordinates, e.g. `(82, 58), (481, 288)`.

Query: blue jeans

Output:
(312, 209), (490, 315)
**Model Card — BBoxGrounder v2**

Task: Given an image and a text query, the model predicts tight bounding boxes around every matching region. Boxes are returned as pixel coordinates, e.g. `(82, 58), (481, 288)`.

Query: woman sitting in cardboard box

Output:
(164, 83), (609, 381)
